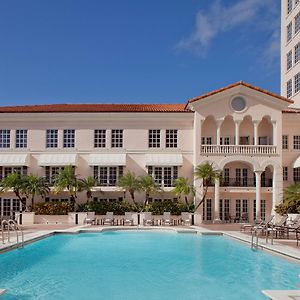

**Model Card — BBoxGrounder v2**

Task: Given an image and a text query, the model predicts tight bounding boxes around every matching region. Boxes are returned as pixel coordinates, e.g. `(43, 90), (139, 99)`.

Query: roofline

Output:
(185, 81), (294, 109)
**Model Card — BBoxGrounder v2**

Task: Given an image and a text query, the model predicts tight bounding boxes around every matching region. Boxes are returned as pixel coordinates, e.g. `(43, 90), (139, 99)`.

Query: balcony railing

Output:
(209, 178), (272, 187)
(200, 145), (277, 155)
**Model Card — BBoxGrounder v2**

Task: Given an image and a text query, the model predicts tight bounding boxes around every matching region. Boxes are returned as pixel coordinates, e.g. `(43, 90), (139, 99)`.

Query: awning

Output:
(0, 154), (30, 166)
(294, 157), (300, 169)
(38, 154), (78, 166)
(145, 154), (183, 166)
(87, 153), (126, 166)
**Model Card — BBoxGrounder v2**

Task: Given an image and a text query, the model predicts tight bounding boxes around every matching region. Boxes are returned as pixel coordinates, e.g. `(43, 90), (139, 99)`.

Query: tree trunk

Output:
(194, 183), (209, 212)
(130, 191), (139, 210)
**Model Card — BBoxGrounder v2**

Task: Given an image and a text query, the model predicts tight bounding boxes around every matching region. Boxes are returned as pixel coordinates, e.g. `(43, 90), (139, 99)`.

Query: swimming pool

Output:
(0, 231), (299, 299)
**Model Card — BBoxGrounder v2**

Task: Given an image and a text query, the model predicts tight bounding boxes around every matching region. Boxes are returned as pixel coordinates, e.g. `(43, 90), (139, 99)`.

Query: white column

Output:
(255, 171), (262, 220)
(213, 177), (221, 223)
(253, 121), (259, 146)
(216, 120), (223, 146)
(234, 120), (241, 145)
(272, 166), (283, 215)
(272, 120), (277, 146)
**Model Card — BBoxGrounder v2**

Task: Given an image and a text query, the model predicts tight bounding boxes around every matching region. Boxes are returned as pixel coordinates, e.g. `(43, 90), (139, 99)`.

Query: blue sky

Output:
(0, 0), (280, 105)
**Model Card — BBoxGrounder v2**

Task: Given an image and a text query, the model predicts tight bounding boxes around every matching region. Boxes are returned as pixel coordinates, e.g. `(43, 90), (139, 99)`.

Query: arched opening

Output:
(239, 116), (253, 145)
(201, 116), (216, 144)
(258, 116), (273, 145)
(220, 116), (235, 145)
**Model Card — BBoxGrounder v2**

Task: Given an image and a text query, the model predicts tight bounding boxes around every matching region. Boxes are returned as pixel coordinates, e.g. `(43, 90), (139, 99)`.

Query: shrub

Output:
(34, 202), (72, 215)
(145, 200), (194, 215)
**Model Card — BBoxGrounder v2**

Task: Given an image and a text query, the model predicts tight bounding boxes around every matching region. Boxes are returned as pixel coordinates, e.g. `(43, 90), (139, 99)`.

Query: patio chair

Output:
(143, 212), (154, 226)
(103, 212), (114, 226)
(180, 212), (191, 226)
(84, 212), (96, 225)
(266, 215), (288, 238)
(283, 220), (300, 239)
(288, 214), (300, 225)
(241, 215), (274, 233)
(240, 212), (248, 223)
(162, 212), (173, 226)
(123, 212), (134, 226)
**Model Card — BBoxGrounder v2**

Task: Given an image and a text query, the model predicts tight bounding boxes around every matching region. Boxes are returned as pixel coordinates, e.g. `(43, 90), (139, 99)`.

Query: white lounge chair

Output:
(124, 212), (134, 226)
(181, 212), (191, 226)
(162, 212), (173, 226)
(103, 212), (114, 226)
(143, 212), (154, 226)
(84, 212), (96, 225)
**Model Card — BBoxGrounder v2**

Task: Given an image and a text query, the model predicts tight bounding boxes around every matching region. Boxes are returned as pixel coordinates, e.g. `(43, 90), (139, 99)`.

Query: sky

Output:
(0, 0), (281, 106)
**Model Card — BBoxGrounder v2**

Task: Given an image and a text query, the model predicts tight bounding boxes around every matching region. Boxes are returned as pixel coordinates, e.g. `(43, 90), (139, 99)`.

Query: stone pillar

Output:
(272, 120), (277, 146)
(216, 120), (223, 146)
(272, 166), (283, 215)
(213, 177), (221, 223)
(255, 171), (263, 220)
(253, 120), (260, 146)
(234, 120), (241, 145)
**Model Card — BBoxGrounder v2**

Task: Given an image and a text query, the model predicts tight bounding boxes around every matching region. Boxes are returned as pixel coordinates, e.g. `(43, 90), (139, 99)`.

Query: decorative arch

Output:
(218, 156), (260, 171)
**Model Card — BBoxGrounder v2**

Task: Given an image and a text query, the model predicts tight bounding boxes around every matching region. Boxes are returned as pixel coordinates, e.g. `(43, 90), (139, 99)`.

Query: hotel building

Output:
(0, 81), (299, 224)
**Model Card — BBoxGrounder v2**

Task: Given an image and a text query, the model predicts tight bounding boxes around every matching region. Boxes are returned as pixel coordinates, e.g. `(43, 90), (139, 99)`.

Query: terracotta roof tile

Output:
(0, 103), (191, 113)
(186, 81), (294, 107)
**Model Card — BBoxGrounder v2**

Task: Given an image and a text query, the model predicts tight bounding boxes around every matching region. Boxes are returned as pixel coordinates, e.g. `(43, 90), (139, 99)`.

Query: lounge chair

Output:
(283, 220), (300, 239)
(266, 215), (288, 238)
(162, 212), (173, 226)
(103, 212), (114, 226)
(181, 212), (191, 226)
(143, 212), (154, 226)
(241, 215), (274, 233)
(124, 212), (134, 226)
(84, 212), (96, 225)
(288, 214), (300, 225)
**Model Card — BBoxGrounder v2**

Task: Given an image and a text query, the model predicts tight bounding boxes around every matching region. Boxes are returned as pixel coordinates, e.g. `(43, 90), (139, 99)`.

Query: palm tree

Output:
(23, 175), (50, 211)
(53, 165), (78, 210)
(275, 183), (300, 215)
(139, 175), (160, 211)
(172, 177), (195, 205)
(78, 176), (98, 203)
(194, 162), (219, 211)
(0, 172), (27, 208)
(118, 172), (140, 209)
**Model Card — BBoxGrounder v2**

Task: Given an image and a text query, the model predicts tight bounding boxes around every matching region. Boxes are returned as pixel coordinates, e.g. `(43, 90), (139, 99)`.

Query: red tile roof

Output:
(186, 81), (294, 106)
(282, 109), (300, 113)
(0, 103), (191, 113)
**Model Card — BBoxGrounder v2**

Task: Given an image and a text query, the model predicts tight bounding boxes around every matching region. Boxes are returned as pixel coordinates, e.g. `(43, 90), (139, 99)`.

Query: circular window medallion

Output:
(231, 96), (246, 112)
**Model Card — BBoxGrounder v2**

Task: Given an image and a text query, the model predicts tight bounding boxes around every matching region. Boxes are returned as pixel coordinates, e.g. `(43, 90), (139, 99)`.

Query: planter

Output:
(16, 212), (35, 225)
(34, 215), (69, 224)
(193, 213), (203, 225)
(68, 212), (88, 225)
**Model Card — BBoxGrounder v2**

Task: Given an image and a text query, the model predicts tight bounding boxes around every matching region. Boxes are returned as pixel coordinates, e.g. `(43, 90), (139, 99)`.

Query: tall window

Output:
(94, 129), (106, 148)
(0, 166), (27, 180)
(283, 166), (288, 181)
(261, 200), (266, 221)
(294, 168), (300, 182)
(148, 166), (178, 187)
(45, 166), (64, 185)
(0, 130), (10, 148)
(46, 129), (58, 148)
(287, 22), (293, 42)
(296, 12), (300, 34)
(294, 135), (300, 149)
(288, 0), (293, 14)
(16, 129), (28, 148)
(282, 135), (289, 149)
(148, 129), (161, 148)
(202, 137), (212, 145)
(220, 137), (230, 145)
(166, 129), (178, 148)
(63, 129), (75, 148)
(111, 129), (123, 148)
(295, 72), (300, 93)
(287, 50), (293, 70)
(93, 166), (123, 186)
(296, 43), (300, 65)
(287, 79), (293, 98)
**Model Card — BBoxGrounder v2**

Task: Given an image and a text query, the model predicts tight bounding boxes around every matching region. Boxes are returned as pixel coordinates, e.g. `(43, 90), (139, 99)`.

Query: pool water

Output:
(0, 231), (300, 299)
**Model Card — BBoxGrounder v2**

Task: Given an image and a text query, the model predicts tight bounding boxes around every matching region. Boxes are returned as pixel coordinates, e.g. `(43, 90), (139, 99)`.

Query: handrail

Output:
(1, 218), (24, 248)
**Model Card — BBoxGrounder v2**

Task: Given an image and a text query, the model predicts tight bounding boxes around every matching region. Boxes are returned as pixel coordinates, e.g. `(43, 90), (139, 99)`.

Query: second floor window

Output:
(287, 50), (293, 70)
(294, 168), (300, 182)
(94, 129), (106, 148)
(63, 129), (75, 148)
(0, 166), (27, 180)
(287, 79), (293, 98)
(93, 166), (123, 186)
(296, 43), (300, 64)
(287, 22), (293, 42)
(296, 12), (300, 34)
(46, 129), (58, 148)
(148, 166), (178, 187)
(282, 135), (289, 149)
(111, 129), (123, 148)
(294, 135), (300, 149)
(45, 166), (63, 185)
(149, 129), (160, 148)
(295, 72), (300, 93)
(202, 137), (212, 145)
(0, 130), (10, 148)
(288, 0), (293, 14)
(283, 166), (288, 181)
(166, 129), (178, 148)
(16, 129), (28, 148)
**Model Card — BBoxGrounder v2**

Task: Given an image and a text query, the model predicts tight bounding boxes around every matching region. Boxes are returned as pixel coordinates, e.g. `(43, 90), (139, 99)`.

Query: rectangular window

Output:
(166, 129), (178, 148)
(203, 199), (212, 221)
(93, 166), (123, 186)
(283, 166), (288, 181)
(0, 130), (10, 148)
(201, 137), (212, 145)
(287, 50), (293, 70)
(296, 43), (300, 64)
(46, 129), (58, 148)
(288, 0), (293, 14)
(94, 129), (106, 148)
(45, 166), (63, 185)
(148, 166), (178, 187)
(287, 79), (293, 98)
(287, 22), (293, 42)
(294, 135), (300, 149)
(223, 168), (230, 185)
(261, 200), (266, 221)
(294, 168), (300, 182)
(148, 129), (161, 148)
(253, 199), (256, 221)
(0, 166), (27, 180)
(236, 199), (241, 218)
(295, 72), (300, 93)
(282, 135), (289, 149)
(63, 129), (75, 148)
(16, 129), (28, 148)
(220, 137), (230, 145)
(296, 12), (300, 34)
(111, 129), (123, 148)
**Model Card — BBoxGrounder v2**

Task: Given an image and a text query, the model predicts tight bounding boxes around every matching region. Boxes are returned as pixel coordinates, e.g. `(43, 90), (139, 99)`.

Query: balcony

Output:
(200, 145), (277, 156)
(209, 178), (272, 188)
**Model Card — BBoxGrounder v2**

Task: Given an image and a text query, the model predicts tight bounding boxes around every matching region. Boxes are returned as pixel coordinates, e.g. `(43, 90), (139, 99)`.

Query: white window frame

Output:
(111, 129), (123, 148)
(287, 22), (293, 42)
(287, 79), (293, 98)
(148, 129), (161, 148)
(46, 129), (58, 148)
(282, 135), (289, 149)
(0, 130), (10, 148)
(93, 166), (124, 186)
(63, 129), (75, 148)
(94, 129), (106, 148)
(296, 12), (300, 34)
(295, 72), (300, 93)
(294, 135), (300, 149)
(287, 50), (293, 70)
(288, 0), (293, 14)
(147, 166), (178, 187)
(283, 166), (288, 181)
(16, 129), (28, 148)
(166, 129), (178, 148)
